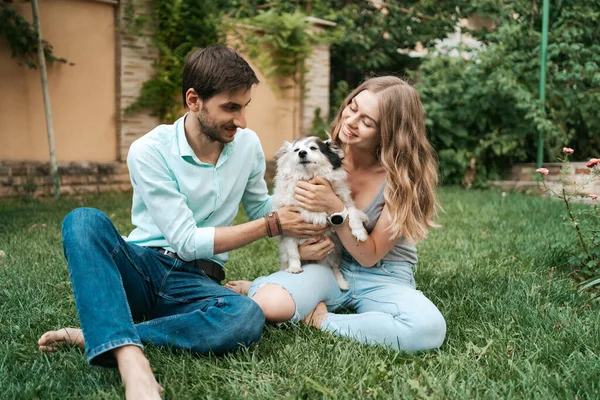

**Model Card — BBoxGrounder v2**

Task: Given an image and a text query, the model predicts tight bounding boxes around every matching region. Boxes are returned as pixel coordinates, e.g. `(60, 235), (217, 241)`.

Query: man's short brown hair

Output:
(182, 45), (259, 106)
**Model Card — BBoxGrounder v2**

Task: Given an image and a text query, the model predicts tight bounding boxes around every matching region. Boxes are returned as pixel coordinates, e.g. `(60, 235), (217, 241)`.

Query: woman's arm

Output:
(295, 179), (398, 267)
(333, 205), (398, 267)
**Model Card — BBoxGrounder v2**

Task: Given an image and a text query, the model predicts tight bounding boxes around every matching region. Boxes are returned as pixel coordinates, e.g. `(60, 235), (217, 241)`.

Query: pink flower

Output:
(536, 168), (549, 175)
(590, 194), (598, 200)
(587, 158), (600, 168)
(562, 147), (574, 154)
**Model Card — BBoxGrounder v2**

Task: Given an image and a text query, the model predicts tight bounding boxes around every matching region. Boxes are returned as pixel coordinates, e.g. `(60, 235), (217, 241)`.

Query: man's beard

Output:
(198, 108), (231, 144)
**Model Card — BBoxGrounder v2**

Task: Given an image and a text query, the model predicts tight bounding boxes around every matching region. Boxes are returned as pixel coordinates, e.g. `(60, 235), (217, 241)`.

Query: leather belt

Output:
(152, 248), (225, 282)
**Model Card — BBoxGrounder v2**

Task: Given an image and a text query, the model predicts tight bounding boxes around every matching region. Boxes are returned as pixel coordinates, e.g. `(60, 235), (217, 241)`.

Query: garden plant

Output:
(536, 148), (600, 293)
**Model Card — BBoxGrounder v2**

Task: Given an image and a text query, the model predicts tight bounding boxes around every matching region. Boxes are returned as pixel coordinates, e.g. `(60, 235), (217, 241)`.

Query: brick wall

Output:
(117, 1), (160, 162)
(490, 162), (600, 203)
(302, 42), (331, 136)
(302, 18), (335, 136)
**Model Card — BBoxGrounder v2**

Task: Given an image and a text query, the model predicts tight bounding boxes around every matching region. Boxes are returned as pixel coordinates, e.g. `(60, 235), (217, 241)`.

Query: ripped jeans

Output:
(248, 251), (446, 352)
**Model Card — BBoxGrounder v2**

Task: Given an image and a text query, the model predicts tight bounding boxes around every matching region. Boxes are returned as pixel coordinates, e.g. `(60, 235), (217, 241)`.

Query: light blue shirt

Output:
(125, 114), (273, 267)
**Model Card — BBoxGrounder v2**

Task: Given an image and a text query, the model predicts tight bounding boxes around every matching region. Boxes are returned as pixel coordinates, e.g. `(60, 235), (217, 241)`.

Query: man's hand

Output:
(277, 206), (329, 238)
(299, 236), (335, 261)
(295, 177), (344, 214)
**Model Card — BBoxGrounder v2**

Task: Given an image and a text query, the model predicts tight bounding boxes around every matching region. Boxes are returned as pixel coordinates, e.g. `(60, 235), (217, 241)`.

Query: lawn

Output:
(1, 187), (599, 399)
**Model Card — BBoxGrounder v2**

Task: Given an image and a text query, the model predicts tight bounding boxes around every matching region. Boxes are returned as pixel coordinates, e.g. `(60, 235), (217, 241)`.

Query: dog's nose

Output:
(298, 150), (307, 158)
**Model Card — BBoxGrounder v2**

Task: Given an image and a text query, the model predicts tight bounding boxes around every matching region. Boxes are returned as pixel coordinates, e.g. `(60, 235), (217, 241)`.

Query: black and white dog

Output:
(273, 136), (368, 290)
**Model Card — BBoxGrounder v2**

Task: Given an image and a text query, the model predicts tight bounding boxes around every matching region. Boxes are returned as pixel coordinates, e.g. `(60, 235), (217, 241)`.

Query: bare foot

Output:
(115, 346), (164, 400)
(304, 302), (328, 329)
(225, 280), (251, 295)
(38, 328), (85, 352)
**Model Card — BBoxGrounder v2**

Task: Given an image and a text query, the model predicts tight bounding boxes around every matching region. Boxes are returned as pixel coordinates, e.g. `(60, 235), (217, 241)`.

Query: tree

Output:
(414, 0), (600, 184)
(1, 0), (70, 198)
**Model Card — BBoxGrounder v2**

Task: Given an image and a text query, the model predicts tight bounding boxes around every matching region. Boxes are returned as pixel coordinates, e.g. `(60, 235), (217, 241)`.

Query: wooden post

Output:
(31, 0), (60, 199)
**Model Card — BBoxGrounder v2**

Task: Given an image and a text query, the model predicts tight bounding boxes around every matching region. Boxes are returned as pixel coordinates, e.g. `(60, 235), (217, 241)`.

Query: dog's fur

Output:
(272, 136), (368, 290)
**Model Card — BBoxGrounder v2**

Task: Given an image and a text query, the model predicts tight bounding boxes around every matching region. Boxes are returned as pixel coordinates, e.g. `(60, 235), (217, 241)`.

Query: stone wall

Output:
(0, 161), (131, 198)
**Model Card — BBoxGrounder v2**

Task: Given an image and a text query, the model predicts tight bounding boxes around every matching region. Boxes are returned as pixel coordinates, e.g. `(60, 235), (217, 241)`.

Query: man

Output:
(38, 45), (327, 399)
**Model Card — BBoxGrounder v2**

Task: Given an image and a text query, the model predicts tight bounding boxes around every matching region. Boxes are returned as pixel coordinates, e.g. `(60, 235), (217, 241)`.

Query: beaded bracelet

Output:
(264, 212), (282, 237)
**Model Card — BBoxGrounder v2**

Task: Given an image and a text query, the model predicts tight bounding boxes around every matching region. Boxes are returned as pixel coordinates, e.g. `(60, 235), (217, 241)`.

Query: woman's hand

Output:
(277, 206), (329, 239)
(295, 177), (344, 214)
(299, 236), (335, 261)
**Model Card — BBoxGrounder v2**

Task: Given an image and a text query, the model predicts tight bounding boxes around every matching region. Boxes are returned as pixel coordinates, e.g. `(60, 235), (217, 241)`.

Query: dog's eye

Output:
(293, 148), (299, 152)
(310, 146), (317, 151)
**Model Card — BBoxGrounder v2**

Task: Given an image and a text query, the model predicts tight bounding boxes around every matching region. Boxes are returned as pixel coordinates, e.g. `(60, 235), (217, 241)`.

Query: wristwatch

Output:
(328, 206), (348, 226)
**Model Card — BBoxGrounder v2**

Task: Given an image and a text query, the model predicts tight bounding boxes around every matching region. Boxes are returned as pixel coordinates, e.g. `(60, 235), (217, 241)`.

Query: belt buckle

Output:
(163, 249), (175, 257)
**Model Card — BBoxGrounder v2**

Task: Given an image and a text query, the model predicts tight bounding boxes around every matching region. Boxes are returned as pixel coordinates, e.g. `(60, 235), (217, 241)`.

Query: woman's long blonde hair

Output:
(329, 76), (439, 243)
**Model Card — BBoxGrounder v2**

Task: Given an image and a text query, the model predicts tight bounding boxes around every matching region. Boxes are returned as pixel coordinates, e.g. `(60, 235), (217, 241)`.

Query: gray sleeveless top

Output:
(337, 184), (418, 265)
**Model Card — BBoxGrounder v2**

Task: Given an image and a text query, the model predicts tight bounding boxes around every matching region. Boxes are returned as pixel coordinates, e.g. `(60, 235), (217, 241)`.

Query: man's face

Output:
(197, 88), (252, 144)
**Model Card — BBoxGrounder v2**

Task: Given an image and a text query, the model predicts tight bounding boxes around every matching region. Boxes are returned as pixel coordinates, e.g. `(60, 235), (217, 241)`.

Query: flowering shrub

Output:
(537, 148), (600, 292)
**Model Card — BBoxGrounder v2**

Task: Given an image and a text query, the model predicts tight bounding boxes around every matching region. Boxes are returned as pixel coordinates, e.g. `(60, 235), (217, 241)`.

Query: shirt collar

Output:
(176, 114), (195, 158)
(176, 113), (236, 166)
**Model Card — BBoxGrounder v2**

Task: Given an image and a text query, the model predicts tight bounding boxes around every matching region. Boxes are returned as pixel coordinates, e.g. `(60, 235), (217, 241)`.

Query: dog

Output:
(272, 136), (369, 290)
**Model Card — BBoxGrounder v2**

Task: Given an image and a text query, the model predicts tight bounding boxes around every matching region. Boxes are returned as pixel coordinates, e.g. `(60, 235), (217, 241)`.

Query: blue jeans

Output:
(61, 208), (265, 367)
(249, 251), (446, 352)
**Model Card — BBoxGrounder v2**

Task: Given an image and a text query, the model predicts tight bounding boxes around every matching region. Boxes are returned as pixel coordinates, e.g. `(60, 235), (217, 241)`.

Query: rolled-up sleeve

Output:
(192, 226), (215, 261)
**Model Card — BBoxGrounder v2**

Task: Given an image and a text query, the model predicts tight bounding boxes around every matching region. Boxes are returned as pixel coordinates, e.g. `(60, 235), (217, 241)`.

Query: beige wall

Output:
(0, 0), (116, 162)
(0, 3), (328, 166)
(244, 57), (301, 160)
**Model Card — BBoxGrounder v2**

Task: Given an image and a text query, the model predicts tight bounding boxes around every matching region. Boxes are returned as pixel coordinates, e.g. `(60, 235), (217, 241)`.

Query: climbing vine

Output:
(123, 0), (224, 121)
(223, 9), (335, 90)
(123, 1), (338, 121)
(0, 0), (69, 69)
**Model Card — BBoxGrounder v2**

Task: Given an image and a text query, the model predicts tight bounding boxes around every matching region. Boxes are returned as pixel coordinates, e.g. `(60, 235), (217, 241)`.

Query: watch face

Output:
(330, 215), (344, 225)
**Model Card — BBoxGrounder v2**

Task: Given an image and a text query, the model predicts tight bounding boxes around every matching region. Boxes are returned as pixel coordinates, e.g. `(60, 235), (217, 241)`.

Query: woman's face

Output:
(339, 90), (380, 152)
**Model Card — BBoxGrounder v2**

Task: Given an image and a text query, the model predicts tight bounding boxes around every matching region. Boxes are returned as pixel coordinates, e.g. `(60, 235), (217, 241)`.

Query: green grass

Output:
(1, 188), (599, 399)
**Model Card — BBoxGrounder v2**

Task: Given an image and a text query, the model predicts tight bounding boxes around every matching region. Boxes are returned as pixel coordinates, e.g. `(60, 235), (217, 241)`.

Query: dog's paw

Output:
(285, 259), (303, 274)
(352, 228), (369, 242)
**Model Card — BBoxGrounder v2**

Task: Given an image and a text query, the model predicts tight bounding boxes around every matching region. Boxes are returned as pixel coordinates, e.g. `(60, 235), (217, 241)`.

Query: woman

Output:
(226, 76), (446, 352)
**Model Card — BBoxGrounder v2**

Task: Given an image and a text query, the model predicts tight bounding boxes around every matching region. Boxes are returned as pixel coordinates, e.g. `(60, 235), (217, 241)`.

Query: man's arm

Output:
(213, 206), (328, 255)
(128, 141), (326, 261)
(213, 219), (267, 255)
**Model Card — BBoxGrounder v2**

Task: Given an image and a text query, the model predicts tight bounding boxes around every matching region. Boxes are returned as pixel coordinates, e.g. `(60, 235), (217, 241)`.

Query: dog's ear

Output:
(275, 141), (292, 160)
(317, 139), (344, 169)
(326, 140), (345, 160)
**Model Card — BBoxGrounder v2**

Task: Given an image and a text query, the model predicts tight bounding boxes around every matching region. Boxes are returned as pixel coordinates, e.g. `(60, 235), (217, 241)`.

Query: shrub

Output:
(414, 1), (600, 185)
